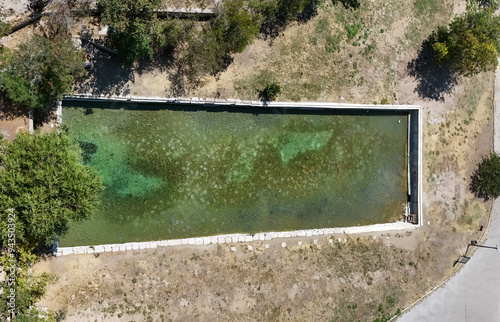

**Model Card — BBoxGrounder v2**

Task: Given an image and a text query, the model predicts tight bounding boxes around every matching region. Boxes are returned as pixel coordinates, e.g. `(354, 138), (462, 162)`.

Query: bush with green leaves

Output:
(335, 0), (360, 10)
(182, 0), (260, 78)
(431, 2), (500, 76)
(0, 36), (85, 109)
(259, 82), (281, 101)
(0, 260), (58, 321)
(211, 0), (261, 54)
(470, 153), (500, 201)
(0, 131), (102, 319)
(250, 0), (319, 35)
(99, 0), (164, 66)
(0, 131), (103, 249)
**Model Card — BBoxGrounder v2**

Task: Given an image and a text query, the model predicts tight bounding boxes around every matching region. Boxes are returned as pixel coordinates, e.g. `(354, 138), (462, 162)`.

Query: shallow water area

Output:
(60, 103), (408, 246)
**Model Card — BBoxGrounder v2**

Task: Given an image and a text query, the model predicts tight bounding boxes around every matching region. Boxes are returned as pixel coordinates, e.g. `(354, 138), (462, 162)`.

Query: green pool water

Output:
(60, 103), (408, 246)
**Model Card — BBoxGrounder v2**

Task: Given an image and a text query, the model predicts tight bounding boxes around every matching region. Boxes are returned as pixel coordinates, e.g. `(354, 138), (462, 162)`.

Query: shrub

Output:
(431, 3), (500, 76)
(470, 153), (500, 200)
(98, 0), (163, 66)
(0, 36), (85, 109)
(259, 83), (281, 101)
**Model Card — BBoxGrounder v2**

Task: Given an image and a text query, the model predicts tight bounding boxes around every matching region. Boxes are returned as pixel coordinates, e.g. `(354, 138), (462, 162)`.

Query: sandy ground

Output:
(0, 0), (29, 20)
(0, 0), (496, 320)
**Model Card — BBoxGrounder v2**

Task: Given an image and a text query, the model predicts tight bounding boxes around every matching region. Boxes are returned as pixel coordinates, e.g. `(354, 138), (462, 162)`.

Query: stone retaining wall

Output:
(55, 222), (418, 256)
(63, 94), (420, 110)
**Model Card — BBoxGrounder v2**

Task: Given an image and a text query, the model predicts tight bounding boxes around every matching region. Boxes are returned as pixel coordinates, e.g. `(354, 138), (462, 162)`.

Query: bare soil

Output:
(1, 0), (497, 320)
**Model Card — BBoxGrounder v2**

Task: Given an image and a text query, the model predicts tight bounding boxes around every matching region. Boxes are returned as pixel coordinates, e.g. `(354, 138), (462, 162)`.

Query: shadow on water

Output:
(406, 37), (458, 102)
(62, 100), (410, 117)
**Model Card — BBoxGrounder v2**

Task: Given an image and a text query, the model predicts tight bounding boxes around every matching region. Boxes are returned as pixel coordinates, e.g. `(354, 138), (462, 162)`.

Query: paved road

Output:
(397, 59), (500, 322)
(397, 204), (500, 321)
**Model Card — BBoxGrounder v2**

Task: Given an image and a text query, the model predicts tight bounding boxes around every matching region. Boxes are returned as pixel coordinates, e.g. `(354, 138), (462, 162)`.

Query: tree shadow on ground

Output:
(74, 40), (134, 96)
(260, 0), (320, 41)
(165, 52), (233, 97)
(166, 62), (205, 97)
(33, 105), (56, 129)
(1, 91), (55, 130)
(406, 38), (458, 102)
(0, 91), (30, 120)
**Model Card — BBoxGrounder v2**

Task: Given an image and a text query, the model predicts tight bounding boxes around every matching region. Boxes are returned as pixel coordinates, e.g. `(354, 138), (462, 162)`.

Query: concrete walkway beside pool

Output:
(396, 59), (500, 322)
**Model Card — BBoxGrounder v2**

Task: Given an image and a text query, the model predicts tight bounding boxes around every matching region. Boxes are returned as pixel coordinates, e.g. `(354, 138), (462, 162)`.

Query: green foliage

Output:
(432, 41), (448, 62)
(211, 0), (261, 54)
(476, 0), (498, 9)
(0, 130), (100, 318)
(185, 30), (227, 77)
(346, 22), (363, 40)
(0, 250), (58, 320)
(0, 131), (103, 249)
(259, 82), (281, 101)
(182, 0), (261, 78)
(432, 4), (500, 76)
(250, 0), (317, 34)
(98, 0), (164, 66)
(0, 36), (85, 109)
(470, 153), (500, 200)
(0, 13), (11, 37)
(334, 0), (361, 10)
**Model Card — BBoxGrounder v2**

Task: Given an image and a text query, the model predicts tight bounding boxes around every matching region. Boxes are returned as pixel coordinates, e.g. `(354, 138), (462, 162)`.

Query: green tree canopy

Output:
(470, 153), (500, 201)
(432, 3), (500, 76)
(0, 36), (85, 109)
(182, 0), (260, 78)
(211, 0), (261, 54)
(99, 0), (165, 66)
(0, 131), (103, 249)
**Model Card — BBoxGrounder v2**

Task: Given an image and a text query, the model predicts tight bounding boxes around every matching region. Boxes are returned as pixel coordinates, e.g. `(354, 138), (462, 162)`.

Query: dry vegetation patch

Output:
(38, 235), (450, 321)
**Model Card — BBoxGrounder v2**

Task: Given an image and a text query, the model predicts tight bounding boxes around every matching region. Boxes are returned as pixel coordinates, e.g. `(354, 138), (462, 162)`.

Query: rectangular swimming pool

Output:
(60, 101), (410, 246)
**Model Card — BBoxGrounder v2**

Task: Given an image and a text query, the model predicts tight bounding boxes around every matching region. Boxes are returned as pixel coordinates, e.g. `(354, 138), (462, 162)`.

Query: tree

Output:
(470, 153), (500, 201)
(0, 131), (101, 319)
(43, 0), (73, 41)
(259, 82), (281, 101)
(179, 0), (260, 81)
(249, 0), (320, 36)
(211, 0), (261, 54)
(431, 3), (500, 76)
(0, 131), (103, 249)
(0, 36), (85, 109)
(98, 0), (164, 66)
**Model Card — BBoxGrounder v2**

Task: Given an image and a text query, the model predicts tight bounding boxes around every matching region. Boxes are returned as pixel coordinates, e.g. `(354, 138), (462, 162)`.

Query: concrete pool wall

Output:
(55, 95), (422, 256)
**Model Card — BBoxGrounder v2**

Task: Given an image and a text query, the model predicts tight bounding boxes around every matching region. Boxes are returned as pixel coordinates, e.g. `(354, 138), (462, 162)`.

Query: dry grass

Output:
(230, 0), (454, 103)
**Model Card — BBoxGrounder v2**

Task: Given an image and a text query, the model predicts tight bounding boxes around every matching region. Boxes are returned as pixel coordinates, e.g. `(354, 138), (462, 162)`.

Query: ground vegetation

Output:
(0, 131), (102, 320)
(431, 1), (500, 76)
(0, 36), (85, 109)
(470, 153), (500, 200)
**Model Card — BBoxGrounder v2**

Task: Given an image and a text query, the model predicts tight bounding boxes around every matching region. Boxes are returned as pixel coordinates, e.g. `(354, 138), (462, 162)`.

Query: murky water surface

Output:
(60, 103), (408, 246)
